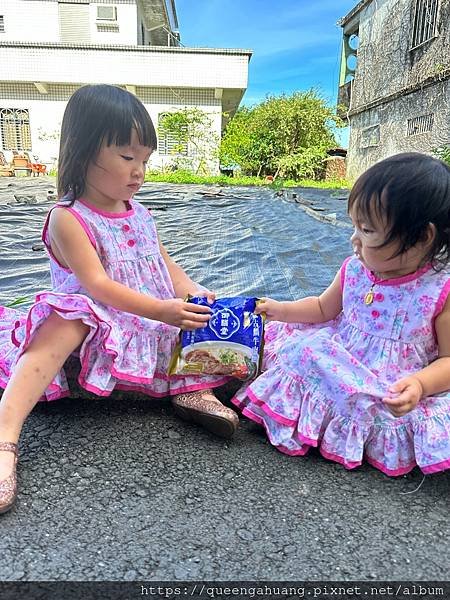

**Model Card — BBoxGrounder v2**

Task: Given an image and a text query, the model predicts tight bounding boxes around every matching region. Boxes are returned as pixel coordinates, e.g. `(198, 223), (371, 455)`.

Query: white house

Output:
(0, 0), (251, 172)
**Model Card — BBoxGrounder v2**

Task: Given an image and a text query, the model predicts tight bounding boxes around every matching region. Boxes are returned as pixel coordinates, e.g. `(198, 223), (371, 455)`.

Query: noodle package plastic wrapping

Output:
(169, 296), (264, 381)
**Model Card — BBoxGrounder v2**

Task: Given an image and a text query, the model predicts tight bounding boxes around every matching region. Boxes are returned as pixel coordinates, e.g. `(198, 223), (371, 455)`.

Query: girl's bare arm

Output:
(48, 208), (211, 328)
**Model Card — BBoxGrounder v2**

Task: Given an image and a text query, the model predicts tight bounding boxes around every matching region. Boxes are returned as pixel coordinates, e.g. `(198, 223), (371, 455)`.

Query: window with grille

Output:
(0, 109), (32, 151)
(96, 5), (117, 21)
(96, 23), (119, 32)
(411, 0), (440, 49)
(407, 113), (434, 136)
(158, 113), (188, 156)
(0, 16), (5, 33)
(361, 125), (380, 148)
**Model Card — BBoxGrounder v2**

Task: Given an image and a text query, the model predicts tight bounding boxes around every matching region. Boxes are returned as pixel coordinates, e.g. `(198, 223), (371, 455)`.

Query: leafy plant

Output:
(5, 296), (29, 308)
(220, 90), (344, 180)
(434, 144), (450, 167)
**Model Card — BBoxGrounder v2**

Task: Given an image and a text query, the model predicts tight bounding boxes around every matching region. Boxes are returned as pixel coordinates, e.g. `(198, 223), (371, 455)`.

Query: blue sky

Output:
(176, 0), (357, 146)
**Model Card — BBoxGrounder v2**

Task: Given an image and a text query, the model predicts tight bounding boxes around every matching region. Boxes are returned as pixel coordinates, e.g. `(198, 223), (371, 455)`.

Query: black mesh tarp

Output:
(0, 183), (351, 308)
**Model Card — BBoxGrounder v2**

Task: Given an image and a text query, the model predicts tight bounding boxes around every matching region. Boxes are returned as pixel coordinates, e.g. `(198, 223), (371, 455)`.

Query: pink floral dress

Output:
(232, 256), (450, 476)
(0, 199), (229, 401)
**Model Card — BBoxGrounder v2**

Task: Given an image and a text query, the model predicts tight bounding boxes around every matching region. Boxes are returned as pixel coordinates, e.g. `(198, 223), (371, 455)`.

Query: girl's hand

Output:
(255, 298), (287, 321)
(382, 376), (424, 417)
(157, 298), (212, 330)
(193, 289), (216, 305)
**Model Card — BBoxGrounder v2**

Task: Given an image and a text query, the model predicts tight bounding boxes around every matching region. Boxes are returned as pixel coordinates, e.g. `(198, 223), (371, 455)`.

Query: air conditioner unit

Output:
(96, 5), (117, 22)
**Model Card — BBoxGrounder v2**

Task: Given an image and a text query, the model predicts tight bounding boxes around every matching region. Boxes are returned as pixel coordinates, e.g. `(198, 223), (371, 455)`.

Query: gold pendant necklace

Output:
(364, 272), (381, 305)
(364, 283), (375, 305)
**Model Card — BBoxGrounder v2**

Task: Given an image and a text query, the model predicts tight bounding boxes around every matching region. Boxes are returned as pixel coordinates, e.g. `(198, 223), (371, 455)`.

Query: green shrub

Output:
(144, 170), (349, 189)
(434, 145), (450, 167)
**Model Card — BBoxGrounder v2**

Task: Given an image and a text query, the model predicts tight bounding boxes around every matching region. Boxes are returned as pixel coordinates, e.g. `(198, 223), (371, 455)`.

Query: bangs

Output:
(104, 99), (157, 149)
(103, 93), (157, 150)
(348, 174), (388, 229)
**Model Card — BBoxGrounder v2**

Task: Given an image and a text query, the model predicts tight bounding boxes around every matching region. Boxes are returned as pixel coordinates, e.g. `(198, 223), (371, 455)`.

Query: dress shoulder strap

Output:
(41, 202), (97, 250)
(340, 255), (354, 291)
(433, 271), (450, 318)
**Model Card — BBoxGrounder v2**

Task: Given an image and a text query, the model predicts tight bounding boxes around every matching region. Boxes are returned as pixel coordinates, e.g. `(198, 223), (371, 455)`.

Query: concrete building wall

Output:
(342, 0), (450, 179)
(0, 83), (223, 171)
(0, 44), (249, 90)
(88, 3), (138, 45)
(347, 78), (450, 179)
(0, 0), (60, 43)
(0, 1), (139, 45)
(352, 0), (450, 108)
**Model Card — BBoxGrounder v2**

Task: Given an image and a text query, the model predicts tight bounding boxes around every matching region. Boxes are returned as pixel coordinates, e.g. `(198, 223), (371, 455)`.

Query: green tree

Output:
(220, 90), (343, 179)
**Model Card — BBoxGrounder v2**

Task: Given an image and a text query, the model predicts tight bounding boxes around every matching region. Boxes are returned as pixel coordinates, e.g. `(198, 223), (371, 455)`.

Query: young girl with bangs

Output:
(233, 152), (450, 477)
(0, 84), (239, 514)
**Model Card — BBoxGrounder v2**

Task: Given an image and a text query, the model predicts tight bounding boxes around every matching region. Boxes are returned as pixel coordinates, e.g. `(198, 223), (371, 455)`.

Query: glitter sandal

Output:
(0, 441), (18, 515)
(172, 389), (239, 439)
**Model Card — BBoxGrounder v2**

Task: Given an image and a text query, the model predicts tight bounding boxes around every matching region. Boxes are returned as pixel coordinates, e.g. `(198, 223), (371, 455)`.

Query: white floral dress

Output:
(232, 256), (450, 476)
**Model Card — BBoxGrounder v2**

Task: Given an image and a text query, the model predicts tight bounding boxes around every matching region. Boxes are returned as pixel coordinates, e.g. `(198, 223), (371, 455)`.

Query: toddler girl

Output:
(233, 152), (450, 476)
(0, 84), (238, 514)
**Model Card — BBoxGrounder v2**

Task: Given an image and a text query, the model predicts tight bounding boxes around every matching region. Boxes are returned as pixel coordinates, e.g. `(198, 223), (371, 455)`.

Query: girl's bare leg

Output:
(0, 313), (89, 479)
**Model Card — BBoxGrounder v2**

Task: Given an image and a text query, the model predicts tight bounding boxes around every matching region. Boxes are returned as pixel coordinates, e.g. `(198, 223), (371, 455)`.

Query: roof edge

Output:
(0, 41), (252, 56)
(337, 0), (373, 27)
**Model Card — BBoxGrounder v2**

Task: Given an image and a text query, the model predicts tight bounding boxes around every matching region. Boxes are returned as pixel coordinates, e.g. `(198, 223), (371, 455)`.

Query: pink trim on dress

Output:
(240, 406), (311, 455)
(76, 374), (230, 400)
(365, 454), (416, 476)
(246, 387), (298, 426)
(340, 256), (352, 292)
(276, 443), (310, 457)
(10, 321), (21, 348)
(231, 394), (247, 410)
(41, 206), (74, 272)
(421, 457), (450, 474)
(78, 198), (135, 218)
(296, 431), (319, 447)
(320, 447), (362, 470)
(364, 262), (432, 286)
(64, 207), (97, 248)
(433, 279), (450, 318)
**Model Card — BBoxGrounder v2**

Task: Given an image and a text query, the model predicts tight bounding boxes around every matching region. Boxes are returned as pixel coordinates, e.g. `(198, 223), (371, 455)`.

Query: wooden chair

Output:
(12, 155), (32, 176)
(0, 151), (15, 177)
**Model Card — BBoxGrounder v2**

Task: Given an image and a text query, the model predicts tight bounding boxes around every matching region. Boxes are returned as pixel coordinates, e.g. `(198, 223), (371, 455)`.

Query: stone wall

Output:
(345, 0), (450, 178)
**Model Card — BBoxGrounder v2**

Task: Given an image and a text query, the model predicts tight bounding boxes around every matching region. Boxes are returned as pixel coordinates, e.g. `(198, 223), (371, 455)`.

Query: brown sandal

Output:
(0, 441), (18, 515)
(172, 389), (239, 439)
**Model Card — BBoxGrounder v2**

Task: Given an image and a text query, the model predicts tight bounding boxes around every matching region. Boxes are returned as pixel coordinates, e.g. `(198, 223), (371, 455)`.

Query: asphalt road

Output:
(1, 379), (448, 583)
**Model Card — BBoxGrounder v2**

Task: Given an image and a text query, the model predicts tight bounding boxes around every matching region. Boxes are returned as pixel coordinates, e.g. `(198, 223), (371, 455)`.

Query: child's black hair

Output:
(348, 152), (450, 269)
(57, 84), (157, 201)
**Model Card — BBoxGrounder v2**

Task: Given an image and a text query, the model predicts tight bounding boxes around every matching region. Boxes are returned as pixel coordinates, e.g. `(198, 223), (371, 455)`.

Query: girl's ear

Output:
(424, 223), (437, 247)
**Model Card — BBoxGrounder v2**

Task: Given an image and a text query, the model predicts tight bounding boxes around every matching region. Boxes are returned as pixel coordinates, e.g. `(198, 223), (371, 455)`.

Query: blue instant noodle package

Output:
(169, 296), (264, 381)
